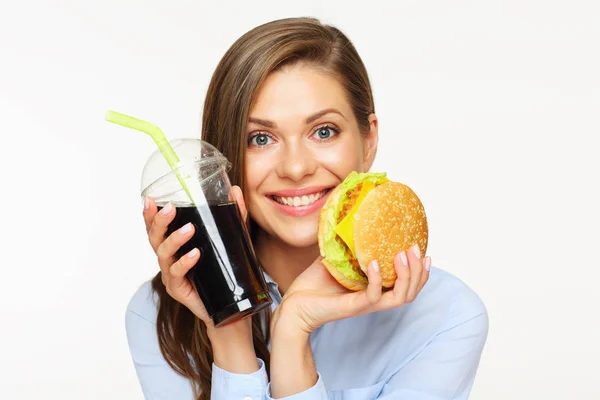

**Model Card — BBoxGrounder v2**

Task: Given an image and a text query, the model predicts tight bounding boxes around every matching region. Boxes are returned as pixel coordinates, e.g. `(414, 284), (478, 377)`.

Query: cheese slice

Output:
(333, 181), (376, 258)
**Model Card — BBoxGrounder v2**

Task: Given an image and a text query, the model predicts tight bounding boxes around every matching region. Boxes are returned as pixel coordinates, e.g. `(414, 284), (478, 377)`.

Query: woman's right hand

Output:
(142, 195), (211, 324)
(141, 186), (250, 331)
(142, 187), (261, 373)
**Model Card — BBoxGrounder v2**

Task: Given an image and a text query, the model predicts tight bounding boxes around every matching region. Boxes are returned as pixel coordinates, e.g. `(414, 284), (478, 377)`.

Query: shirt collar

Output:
(262, 269), (277, 286)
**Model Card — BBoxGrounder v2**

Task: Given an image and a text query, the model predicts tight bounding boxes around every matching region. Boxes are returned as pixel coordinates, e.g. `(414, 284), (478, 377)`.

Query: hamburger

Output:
(317, 171), (428, 291)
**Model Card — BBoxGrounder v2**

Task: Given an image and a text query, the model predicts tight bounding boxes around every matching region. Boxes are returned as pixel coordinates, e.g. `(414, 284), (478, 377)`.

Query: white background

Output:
(1, 1), (598, 399)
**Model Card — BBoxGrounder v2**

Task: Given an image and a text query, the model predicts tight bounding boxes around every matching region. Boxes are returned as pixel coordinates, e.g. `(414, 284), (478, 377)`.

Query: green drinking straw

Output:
(105, 110), (195, 203)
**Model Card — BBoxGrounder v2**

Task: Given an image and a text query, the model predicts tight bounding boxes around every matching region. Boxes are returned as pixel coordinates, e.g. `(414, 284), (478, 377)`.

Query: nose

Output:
(275, 141), (317, 182)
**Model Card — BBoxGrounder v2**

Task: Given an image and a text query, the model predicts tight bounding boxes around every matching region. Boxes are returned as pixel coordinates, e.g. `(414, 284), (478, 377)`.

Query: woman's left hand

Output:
(273, 245), (431, 335)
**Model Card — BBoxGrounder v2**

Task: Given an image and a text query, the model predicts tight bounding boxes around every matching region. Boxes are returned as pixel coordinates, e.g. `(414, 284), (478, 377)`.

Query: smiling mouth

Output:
(270, 188), (333, 207)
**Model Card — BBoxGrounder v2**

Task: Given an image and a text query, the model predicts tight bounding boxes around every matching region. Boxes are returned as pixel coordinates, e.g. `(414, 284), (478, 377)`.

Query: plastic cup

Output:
(141, 138), (272, 326)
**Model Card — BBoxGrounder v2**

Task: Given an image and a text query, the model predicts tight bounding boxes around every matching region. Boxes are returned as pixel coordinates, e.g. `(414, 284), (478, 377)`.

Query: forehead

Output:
(249, 64), (352, 121)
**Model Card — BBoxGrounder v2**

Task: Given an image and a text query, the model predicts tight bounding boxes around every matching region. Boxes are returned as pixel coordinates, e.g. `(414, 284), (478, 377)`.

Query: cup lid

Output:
(140, 138), (230, 194)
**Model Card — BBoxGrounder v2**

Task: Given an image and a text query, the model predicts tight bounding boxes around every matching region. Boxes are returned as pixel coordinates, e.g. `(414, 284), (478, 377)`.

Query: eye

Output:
(312, 125), (340, 141)
(248, 133), (273, 147)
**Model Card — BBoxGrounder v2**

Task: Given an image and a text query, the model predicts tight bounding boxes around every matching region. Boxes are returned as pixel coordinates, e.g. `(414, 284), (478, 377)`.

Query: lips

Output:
(266, 186), (335, 216)
(271, 190), (329, 207)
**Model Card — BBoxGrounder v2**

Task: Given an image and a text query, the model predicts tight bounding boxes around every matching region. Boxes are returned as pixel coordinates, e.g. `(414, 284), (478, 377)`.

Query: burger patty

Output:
(337, 183), (363, 223)
(336, 183), (365, 276)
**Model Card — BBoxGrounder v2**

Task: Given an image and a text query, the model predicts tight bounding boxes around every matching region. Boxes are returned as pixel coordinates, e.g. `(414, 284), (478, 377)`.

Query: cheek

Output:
(318, 137), (364, 171)
(244, 154), (274, 204)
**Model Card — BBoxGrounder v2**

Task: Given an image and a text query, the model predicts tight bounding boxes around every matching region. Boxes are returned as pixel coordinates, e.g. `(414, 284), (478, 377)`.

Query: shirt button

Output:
(242, 397), (252, 400)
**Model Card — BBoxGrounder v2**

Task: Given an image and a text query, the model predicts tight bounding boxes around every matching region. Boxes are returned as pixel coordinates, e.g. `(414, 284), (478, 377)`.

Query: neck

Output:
(254, 230), (319, 295)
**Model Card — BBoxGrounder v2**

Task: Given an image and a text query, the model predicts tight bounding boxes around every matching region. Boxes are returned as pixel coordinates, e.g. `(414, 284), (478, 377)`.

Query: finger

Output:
(420, 256), (431, 290)
(166, 248), (210, 322)
(405, 244), (423, 303)
(329, 260), (382, 320)
(170, 248), (201, 283)
(165, 248), (201, 307)
(142, 196), (158, 234)
(156, 221), (196, 273)
(365, 260), (383, 305)
(148, 202), (176, 251)
(385, 250), (410, 307)
(229, 185), (248, 223)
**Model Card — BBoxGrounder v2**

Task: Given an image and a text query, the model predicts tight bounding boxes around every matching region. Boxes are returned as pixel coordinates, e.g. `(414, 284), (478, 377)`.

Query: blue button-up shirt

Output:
(125, 266), (488, 399)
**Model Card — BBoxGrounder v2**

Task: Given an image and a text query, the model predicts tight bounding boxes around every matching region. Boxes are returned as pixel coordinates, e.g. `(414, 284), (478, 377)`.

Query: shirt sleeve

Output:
(211, 358), (269, 399)
(264, 373), (329, 400)
(378, 310), (489, 399)
(126, 308), (270, 400)
(125, 309), (196, 399)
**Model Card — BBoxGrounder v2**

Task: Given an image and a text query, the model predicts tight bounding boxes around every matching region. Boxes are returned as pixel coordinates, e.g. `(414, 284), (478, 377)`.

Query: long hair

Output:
(151, 17), (375, 398)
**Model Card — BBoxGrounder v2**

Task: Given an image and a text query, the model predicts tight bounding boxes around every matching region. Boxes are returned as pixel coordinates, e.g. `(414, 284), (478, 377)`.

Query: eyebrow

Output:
(248, 108), (347, 129)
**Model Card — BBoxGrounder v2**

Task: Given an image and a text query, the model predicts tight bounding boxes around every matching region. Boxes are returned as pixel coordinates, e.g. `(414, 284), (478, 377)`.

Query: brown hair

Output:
(150, 17), (375, 398)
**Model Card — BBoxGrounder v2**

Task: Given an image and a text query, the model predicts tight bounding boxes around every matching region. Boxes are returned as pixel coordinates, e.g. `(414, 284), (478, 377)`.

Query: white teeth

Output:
(273, 190), (327, 207)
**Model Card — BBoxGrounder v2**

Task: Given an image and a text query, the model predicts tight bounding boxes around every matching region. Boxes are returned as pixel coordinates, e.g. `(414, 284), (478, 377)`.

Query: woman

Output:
(126, 17), (488, 399)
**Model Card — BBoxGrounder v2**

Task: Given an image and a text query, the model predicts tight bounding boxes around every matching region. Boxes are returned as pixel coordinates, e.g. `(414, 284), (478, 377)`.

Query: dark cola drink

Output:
(163, 201), (272, 326)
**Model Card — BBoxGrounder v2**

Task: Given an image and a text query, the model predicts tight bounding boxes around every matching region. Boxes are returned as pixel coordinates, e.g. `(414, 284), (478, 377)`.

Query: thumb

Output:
(230, 185), (248, 222)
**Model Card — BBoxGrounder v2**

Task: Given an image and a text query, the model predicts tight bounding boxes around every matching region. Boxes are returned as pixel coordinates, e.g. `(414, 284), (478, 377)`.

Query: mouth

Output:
(270, 188), (333, 207)
(266, 186), (335, 216)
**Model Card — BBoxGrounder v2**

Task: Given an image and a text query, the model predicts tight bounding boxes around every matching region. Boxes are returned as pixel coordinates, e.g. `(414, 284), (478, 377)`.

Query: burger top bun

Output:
(353, 182), (429, 288)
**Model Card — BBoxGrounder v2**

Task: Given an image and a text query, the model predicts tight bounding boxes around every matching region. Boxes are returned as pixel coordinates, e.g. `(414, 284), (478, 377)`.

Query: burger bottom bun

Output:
(354, 182), (429, 288)
(321, 259), (368, 291)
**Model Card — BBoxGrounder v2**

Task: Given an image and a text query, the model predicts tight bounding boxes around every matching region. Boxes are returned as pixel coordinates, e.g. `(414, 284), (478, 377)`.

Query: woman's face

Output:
(244, 63), (378, 248)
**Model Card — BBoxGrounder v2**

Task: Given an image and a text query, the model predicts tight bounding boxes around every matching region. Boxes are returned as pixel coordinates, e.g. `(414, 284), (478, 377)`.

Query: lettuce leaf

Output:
(322, 171), (388, 282)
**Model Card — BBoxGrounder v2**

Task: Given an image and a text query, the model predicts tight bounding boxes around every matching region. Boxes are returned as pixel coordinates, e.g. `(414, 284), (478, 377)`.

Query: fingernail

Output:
(160, 203), (173, 215)
(399, 251), (408, 266)
(425, 256), (431, 271)
(412, 244), (421, 259)
(370, 259), (379, 273)
(179, 222), (192, 234)
(143, 197), (150, 210)
(187, 248), (198, 258)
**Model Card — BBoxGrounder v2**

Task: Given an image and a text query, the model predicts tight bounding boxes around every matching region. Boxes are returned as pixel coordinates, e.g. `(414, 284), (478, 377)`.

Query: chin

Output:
(280, 229), (319, 248)
(260, 218), (320, 248)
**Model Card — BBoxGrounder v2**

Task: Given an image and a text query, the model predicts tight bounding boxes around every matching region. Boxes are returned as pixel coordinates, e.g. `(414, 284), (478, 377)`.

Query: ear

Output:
(362, 113), (379, 171)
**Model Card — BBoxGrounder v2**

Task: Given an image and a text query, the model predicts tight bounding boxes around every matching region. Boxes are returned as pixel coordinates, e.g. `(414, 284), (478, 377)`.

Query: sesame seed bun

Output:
(353, 182), (428, 288)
